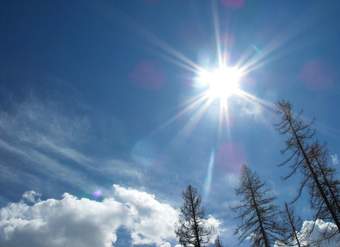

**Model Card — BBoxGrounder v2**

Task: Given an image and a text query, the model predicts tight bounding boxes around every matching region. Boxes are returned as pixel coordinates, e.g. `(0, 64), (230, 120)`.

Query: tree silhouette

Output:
(175, 185), (212, 247)
(232, 166), (283, 247)
(276, 100), (340, 232)
(276, 203), (303, 247)
(309, 142), (340, 221)
(214, 236), (223, 247)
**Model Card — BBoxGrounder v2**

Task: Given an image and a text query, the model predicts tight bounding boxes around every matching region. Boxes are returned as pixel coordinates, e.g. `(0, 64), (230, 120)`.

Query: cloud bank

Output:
(0, 185), (178, 247)
(0, 184), (220, 247)
(275, 219), (340, 247)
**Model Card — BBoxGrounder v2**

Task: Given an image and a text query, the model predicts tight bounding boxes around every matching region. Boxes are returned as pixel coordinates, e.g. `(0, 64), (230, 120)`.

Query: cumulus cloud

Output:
(203, 216), (222, 242)
(0, 185), (176, 247)
(21, 191), (41, 204)
(275, 219), (340, 247)
(0, 185), (221, 247)
(112, 185), (178, 245)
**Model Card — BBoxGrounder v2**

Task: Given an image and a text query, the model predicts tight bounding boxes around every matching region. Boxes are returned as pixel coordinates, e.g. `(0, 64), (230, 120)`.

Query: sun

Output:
(197, 65), (243, 101)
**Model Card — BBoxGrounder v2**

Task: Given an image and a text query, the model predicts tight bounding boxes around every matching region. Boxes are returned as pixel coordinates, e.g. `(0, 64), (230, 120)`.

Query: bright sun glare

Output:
(197, 66), (243, 101)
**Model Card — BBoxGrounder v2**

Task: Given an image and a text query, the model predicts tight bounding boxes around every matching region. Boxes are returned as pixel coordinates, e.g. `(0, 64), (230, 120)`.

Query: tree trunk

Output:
(315, 158), (340, 214)
(285, 203), (301, 247)
(247, 171), (271, 247)
(189, 186), (201, 247)
(289, 119), (340, 232)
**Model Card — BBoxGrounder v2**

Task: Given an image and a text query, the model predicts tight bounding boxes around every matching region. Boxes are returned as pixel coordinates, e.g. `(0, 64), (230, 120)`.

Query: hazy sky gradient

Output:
(1, 0), (340, 246)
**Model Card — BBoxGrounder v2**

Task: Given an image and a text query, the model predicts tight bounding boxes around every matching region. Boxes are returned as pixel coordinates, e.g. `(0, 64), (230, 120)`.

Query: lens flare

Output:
(203, 151), (215, 200)
(92, 190), (103, 199)
(197, 66), (243, 101)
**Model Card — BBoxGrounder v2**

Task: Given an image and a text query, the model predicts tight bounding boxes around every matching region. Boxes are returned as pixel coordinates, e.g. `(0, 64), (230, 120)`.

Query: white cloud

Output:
(275, 219), (340, 247)
(112, 184), (179, 245)
(331, 154), (339, 166)
(0, 185), (178, 247)
(203, 216), (222, 242)
(238, 100), (263, 120)
(0, 184), (221, 247)
(21, 191), (41, 204)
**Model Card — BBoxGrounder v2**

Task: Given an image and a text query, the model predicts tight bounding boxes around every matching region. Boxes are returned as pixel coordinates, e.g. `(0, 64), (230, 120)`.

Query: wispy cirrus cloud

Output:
(0, 97), (143, 201)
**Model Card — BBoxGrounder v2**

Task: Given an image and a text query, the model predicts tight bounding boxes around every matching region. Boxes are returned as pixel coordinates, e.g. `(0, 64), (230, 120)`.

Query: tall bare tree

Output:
(309, 142), (340, 220)
(276, 203), (303, 247)
(175, 185), (212, 247)
(214, 236), (223, 247)
(233, 166), (283, 247)
(276, 100), (340, 232)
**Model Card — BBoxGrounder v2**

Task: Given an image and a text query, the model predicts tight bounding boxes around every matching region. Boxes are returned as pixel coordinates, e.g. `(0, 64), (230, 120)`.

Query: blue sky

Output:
(1, 0), (340, 246)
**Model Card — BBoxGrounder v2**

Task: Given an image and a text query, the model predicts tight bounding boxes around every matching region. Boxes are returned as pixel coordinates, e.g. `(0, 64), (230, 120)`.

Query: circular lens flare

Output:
(197, 66), (243, 100)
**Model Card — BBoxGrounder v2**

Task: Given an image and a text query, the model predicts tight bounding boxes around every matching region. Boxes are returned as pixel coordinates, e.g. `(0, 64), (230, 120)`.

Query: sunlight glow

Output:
(135, 0), (278, 139)
(116, 0), (288, 206)
(197, 66), (244, 101)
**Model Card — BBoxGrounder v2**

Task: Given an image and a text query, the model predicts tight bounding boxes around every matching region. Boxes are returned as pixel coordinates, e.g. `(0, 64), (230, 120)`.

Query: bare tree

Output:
(232, 165), (283, 247)
(276, 203), (303, 247)
(309, 142), (340, 221)
(275, 100), (340, 232)
(175, 185), (212, 247)
(214, 236), (223, 247)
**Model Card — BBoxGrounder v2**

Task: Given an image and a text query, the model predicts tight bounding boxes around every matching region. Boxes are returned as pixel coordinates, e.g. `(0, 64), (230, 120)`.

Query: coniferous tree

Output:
(175, 185), (212, 247)
(214, 236), (223, 247)
(309, 142), (340, 221)
(233, 166), (283, 247)
(276, 203), (303, 247)
(276, 100), (340, 232)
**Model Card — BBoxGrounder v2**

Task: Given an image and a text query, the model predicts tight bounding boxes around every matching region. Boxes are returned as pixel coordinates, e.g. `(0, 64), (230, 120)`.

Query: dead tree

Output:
(276, 100), (340, 232)
(276, 202), (303, 247)
(175, 185), (212, 247)
(214, 236), (223, 247)
(309, 142), (340, 220)
(232, 166), (283, 247)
